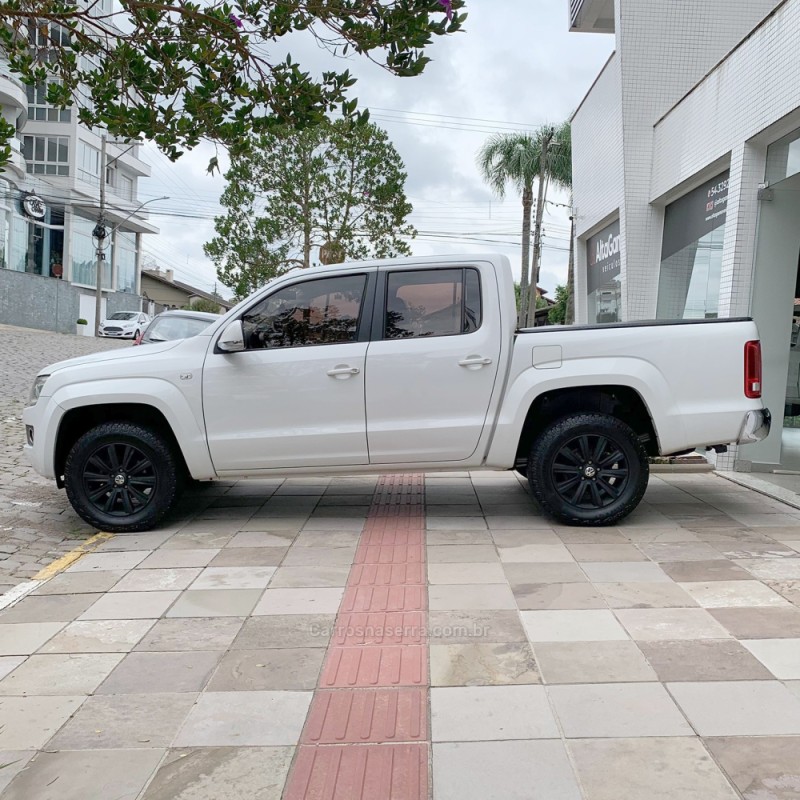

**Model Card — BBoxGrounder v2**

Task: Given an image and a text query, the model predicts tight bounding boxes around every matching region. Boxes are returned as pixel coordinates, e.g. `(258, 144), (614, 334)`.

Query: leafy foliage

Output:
(204, 119), (415, 299)
(0, 0), (465, 168)
(183, 298), (223, 313)
(548, 284), (569, 325)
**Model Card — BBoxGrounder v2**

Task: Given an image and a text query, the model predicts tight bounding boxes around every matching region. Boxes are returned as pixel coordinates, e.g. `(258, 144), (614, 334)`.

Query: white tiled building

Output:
(0, 18), (156, 333)
(570, 0), (800, 473)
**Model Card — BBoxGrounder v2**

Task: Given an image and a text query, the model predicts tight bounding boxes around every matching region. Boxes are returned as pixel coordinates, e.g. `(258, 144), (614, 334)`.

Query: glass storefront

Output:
(586, 219), (622, 323)
(1, 195), (64, 277)
(656, 170), (728, 319)
(115, 230), (137, 294)
(71, 214), (111, 288)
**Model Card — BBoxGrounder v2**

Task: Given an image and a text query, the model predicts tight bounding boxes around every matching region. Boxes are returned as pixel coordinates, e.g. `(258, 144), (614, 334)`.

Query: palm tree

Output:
(478, 124), (572, 328)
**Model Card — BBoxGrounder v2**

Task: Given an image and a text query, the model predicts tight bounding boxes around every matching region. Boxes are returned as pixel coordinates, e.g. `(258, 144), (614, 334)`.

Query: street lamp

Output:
(92, 192), (169, 336)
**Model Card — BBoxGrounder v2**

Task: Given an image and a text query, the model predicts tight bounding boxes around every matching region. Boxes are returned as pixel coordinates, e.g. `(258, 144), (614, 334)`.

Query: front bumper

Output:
(737, 408), (771, 445)
(99, 330), (135, 338)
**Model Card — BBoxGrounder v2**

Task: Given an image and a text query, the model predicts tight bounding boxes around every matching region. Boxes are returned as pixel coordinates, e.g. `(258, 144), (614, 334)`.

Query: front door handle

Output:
(458, 356), (493, 368)
(327, 365), (360, 379)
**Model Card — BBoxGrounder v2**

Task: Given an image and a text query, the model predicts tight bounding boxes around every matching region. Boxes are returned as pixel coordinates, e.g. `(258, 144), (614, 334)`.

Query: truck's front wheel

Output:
(528, 413), (649, 526)
(64, 422), (181, 533)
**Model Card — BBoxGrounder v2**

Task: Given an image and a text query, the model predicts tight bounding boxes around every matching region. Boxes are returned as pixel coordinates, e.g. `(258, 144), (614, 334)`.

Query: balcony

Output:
(3, 136), (26, 178)
(569, 0), (615, 33)
(0, 57), (27, 124)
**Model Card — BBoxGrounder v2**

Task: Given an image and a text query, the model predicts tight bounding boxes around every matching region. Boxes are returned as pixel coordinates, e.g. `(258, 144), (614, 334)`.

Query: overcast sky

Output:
(136, 1), (613, 299)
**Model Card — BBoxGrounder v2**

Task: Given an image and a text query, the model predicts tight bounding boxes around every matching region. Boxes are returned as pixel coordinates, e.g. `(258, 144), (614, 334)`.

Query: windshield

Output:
(143, 316), (213, 343)
(109, 312), (138, 320)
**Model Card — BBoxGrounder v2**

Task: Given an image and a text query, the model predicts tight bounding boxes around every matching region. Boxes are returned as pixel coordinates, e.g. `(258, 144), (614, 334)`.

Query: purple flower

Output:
(229, 13), (243, 28)
(438, 0), (453, 22)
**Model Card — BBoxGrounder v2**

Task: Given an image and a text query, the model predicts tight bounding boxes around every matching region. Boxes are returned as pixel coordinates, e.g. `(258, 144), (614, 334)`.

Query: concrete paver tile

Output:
(208, 546), (289, 567)
(568, 737), (739, 800)
(427, 610), (528, 644)
(349, 563), (425, 586)
(511, 582), (607, 610)
(430, 643), (540, 686)
(427, 530), (495, 545)
(427, 563), (508, 585)
(292, 531), (362, 547)
(497, 544), (574, 563)
(97, 650), (223, 693)
(734, 558), (800, 581)
(0, 656), (25, 680)
(705, 736), (800, 800)
(432, 740), (581, 800)
(79, 590), (180, 620)
(301, 517), (366, 531)
(489, 530), (561, 546)
(565, 543), (647, 562)
(0, 751), (35, 794)
(638, 639), (773, 682)
(533, 641), (657, 684)
(207, 647), (325, 691)
(740, 638), (800, 679)
(0, 622), (65, 655)
(636, 542), (728, 562)
(166, 589), (263, 618)
(426, 517), (487, 531)
(678, 580), (791, 607)
(231, 614), (335, 649)
(226, 531), (298, 547)
(138, 549), (220, 569)
(766, 579), (800, 605)
(190, 566), (276, 590)
(708, 607), (800, 638)
(521, 610), (628, 642)
(0, 593), (99, 623)
(321, 644), (427, 687)
(332, 611), (425, 646)
(428, 584), (516, 611)
(431, 684), (559, 741)
(668, 680), (800, 735)
(174, 690), (312, 746)
(31, 570), (126, 595)
(158, 531), (234, 550)
(140, 746), (294, 800)
(596, 582), (697, 608)
(110, 568), (201, 592)
(0, 695), (85, 749)
(548, 682), (693, 738)
(270, 566), (350, 588)
(39, 619), (155, 653)
(580, 562), (671, 583)
(659, 560), (755, 582)
(0, 653), (123, 695)
(341, 585), (424, 613)
(66, 551), (150, 572)
(503, 562), (588, 585)
(426, 545), (499, 563)
(135, 617), (244, 652)
(614, 608), (732, 640)
(252, 587), (344, 615)
(0, 748), (165, 800)
(282, 547), (356, 567)
(97, 531), (174, 551)
(48, 692), (197, 749)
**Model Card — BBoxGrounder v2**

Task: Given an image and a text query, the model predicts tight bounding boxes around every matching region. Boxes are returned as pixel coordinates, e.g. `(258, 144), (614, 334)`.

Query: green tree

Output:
(547, 284), (569, 325)
(205, 119), (415, 299)
(0, 0), (465, 168)
(183, 298), (224, 313)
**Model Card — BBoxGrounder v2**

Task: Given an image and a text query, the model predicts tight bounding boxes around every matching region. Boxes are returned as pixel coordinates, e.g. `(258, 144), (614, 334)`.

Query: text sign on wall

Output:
(586, 218), (621, 294)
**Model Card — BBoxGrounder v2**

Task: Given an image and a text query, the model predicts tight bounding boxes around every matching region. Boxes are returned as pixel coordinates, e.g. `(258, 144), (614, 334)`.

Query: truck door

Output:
(203, 272), (373, 471)
(364, 264), (502, 463)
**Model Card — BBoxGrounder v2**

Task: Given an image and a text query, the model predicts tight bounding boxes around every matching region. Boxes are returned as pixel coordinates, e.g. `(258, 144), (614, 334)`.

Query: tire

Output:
(527, 412), (649, 526)
(64, 422), (181, 532)
(134, 329), (140, 340)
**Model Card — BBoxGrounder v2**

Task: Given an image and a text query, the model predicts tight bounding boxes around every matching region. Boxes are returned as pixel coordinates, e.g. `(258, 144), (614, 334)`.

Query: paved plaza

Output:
(1, 323), (800, 798)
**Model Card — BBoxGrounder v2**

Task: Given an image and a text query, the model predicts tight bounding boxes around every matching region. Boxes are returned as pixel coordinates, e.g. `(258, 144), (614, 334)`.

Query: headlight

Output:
(28, 374), (50, 406)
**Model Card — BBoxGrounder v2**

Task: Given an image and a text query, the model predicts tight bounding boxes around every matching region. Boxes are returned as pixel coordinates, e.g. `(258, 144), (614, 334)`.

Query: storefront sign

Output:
(586, 218), (621, 294)
(661, 170), (729, 261)
(21, 193), (47, 220)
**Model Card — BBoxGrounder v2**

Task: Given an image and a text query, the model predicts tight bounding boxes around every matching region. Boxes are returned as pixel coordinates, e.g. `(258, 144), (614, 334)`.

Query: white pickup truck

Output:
(23, 254), (770, 532)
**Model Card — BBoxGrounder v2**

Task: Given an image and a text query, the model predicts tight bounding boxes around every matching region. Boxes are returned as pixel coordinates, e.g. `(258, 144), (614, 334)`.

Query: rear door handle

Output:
(327, 365), (360, 378)
(458, 356), (493, 367)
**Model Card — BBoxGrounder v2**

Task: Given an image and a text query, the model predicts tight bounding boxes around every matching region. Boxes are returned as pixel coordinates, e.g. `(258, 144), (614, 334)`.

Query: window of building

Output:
(115, 230), (137, 294)
(77, 141), (101, 184)
(586, 220), (622, 324)
(26, 82), (70, 123)
(28, 22), (70, 48)
(22, 135), (69, 176)
(118, 173), (134, 201)
(656, 171), (728, 320)
(242, 274), (366, 349)
(766, 129), (800, 186)
(71, 214), (111, 288)
(384, 268), (482, 338)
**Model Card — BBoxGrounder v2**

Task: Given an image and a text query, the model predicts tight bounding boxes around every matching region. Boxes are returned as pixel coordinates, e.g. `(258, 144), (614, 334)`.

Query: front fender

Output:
(48, 378), (216, 480)
(485, 357), (678, 467)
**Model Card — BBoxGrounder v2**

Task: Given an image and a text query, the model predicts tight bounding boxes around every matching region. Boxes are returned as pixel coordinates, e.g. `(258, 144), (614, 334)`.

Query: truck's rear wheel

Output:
(64, 422), (181, 532)
(528, 412), (649, 526)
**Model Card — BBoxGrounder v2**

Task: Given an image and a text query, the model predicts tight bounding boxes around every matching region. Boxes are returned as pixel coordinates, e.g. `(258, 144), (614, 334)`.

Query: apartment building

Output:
(569, 0), (800, 474)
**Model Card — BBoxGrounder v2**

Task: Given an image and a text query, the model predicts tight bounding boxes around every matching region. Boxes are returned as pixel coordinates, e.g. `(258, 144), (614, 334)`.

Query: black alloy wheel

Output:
(528, 412), (649, 526)
(81, 442), (157, 518)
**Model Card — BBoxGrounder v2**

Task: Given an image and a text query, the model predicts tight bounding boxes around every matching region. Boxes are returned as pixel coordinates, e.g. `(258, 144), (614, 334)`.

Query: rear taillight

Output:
(744, 340), (762, 398)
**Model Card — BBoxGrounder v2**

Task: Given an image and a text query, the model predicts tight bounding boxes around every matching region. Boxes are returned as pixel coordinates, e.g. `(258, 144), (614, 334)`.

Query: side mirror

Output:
(217, 320), (245, 353)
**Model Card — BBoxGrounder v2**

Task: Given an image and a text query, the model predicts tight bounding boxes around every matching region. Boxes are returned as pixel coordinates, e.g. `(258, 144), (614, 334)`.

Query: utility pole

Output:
(93, 134), (108, 336)
(526, 126), (554, 328)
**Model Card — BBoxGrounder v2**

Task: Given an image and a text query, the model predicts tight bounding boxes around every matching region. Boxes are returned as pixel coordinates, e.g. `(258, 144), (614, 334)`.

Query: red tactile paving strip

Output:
(283, 474), (429, 800)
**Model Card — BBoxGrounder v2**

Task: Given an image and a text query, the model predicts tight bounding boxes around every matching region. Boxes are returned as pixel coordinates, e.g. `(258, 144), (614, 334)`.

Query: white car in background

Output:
(98, 311), (150, 339)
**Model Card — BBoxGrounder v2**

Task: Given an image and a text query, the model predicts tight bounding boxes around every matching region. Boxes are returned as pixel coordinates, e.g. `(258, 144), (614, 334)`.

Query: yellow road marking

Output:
(33, 532), (114, 581)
